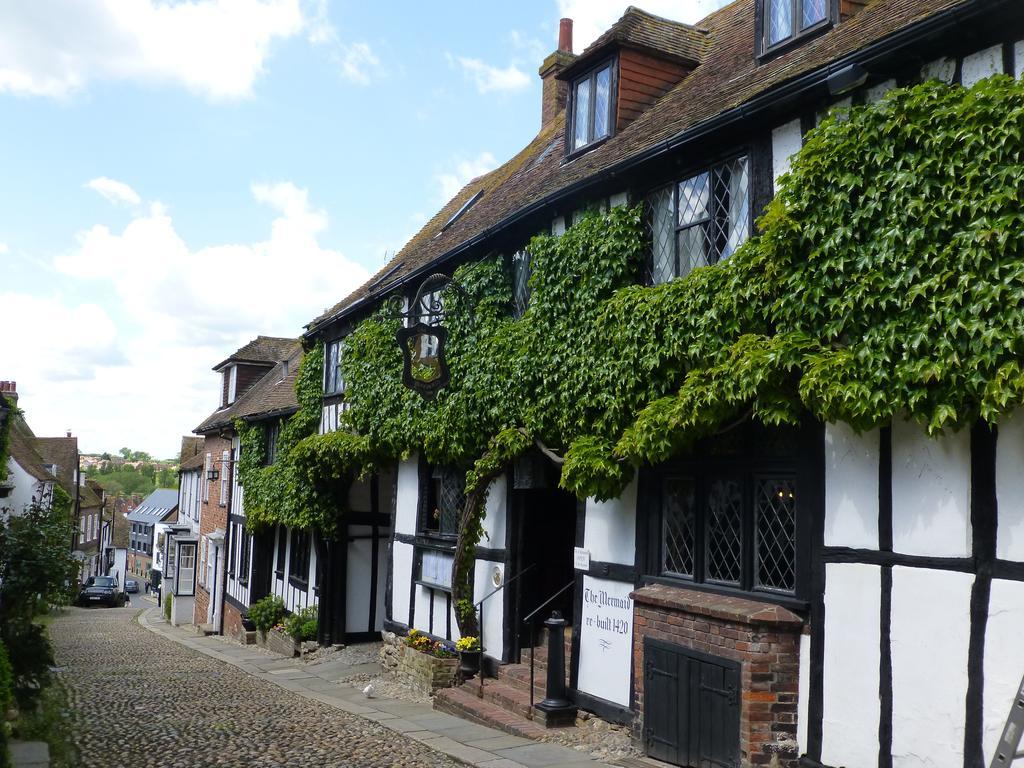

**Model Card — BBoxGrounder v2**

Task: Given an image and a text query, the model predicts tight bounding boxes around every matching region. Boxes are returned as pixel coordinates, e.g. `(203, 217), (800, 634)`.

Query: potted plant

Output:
(455, 635), (481, 679)
(284, 606), (319, 655)
(247, 595), (285, 648)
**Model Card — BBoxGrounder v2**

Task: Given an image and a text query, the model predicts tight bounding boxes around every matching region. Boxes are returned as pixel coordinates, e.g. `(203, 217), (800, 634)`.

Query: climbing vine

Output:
(0, 394), (16, 485)
(247, 76), (1024, 635)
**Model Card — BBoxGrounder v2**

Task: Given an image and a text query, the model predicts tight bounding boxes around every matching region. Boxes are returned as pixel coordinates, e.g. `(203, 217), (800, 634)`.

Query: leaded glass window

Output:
(324, 338), (345, 395)
(763, 0), (830, 52)
(755, 478), (796, 592)
(425, 465), (464, 537)
(663, 477), (696, 577)
(706, 478), (743, 585)
(646, 156), (750, 284)
(511, 249), (531, 318)
(571, 63), (614, 152)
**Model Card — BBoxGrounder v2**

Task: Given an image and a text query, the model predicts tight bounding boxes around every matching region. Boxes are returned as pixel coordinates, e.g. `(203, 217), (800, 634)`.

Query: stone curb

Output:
(136, 608), (610, 768)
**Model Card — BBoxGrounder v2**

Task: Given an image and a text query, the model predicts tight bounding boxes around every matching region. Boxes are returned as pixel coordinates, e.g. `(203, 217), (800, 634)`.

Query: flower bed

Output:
(256, 626), (317, 658)
(380, 631), (458, 695)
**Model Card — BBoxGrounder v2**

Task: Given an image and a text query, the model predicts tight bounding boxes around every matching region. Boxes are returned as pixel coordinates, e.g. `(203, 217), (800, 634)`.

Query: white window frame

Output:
(324, 340), (346, 396)
(219, 450), (229, 506)
(227, 365), (238, 404)
(203, 454), (211, 503)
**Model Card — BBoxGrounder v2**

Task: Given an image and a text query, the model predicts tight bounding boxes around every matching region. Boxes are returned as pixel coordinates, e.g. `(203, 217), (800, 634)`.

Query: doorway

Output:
(512, 485), (578, 655)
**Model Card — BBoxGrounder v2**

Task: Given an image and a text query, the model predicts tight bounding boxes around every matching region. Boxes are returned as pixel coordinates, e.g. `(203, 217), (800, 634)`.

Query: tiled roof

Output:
(561, 6), (710, 79)
(179, 436), (204, 464)
(6, 422), (56, 483)
(34, 436), (78, 495)
(79, 484), (102, 509)
(305, 0), (976, 335)
(179, 452), (206, 472)
(212, 336), (296, 371)
(126, 489), (178, 524)
(195, 340), (302, 433)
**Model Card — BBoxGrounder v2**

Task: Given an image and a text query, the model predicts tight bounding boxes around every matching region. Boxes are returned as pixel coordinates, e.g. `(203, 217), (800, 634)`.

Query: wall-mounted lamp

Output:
(206, 469), (219, 481)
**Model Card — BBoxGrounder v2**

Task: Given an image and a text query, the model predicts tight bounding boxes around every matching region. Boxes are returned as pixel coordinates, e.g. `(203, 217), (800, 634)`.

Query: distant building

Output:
(125, 489), (178, 584)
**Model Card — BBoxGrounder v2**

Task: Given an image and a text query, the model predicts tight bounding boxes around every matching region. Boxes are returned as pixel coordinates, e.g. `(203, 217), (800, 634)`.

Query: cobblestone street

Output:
(50, 605), (464, 768)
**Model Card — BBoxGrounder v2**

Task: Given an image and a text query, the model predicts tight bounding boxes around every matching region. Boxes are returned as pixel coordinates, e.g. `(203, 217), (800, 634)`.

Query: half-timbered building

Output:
(297, 1), (1024, 766)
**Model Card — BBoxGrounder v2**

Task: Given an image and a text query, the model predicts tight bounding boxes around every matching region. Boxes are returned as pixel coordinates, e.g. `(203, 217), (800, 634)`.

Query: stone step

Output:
(434, 684), (552, 740)
(500, 662), (569, 695)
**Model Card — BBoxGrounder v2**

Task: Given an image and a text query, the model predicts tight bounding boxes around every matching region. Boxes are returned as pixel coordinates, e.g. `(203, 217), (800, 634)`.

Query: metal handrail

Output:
(471, 563), (536, 697)
(526, 578), (576, 714)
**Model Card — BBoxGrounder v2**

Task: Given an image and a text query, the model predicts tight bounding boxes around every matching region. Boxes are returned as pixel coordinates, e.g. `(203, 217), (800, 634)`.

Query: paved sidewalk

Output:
(138, 608), (611, 768)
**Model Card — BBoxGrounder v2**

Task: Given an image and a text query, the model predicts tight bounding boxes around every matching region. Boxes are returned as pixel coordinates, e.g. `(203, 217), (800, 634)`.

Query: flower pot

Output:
(458, 650), (481, 680)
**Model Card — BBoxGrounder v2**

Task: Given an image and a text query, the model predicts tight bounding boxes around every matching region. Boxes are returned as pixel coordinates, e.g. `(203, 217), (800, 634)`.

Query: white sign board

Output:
(573, 547), (591, 571)
(576, 576), (633, 706)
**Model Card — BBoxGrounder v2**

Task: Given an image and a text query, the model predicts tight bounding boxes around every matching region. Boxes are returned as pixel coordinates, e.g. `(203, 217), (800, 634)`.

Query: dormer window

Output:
(570, 61), (614, 153)
(761, 0), (830, 54)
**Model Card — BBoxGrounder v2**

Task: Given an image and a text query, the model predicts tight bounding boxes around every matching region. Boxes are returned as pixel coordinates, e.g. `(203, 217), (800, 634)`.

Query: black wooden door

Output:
(644, 638), (740, 768)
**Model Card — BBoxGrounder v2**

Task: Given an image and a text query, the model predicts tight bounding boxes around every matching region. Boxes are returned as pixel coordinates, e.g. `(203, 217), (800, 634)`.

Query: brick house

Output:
(297, 1), (1024, 767)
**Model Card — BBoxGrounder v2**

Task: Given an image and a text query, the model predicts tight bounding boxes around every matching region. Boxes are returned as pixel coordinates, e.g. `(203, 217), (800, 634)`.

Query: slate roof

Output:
(305, 0), (980, 335)
(560, 6), (710, 79)
(195, 340), (302, 434)
(212, 336), (296, 372)
(34, 436), (78, 495)
(126, 489), (178, 524)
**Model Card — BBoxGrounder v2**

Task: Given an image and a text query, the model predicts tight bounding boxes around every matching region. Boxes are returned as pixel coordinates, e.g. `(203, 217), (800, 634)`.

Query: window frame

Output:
(288, 528), (311, 588)
(418, 461), (464, 541)
(324, 338), (346, 396)
(567, 57), (617, 156)
(646, 152), (752, 285)
(274, 524), (286, 579)
(757, 0), (836, 59)
(639, 424), (813, 607)
(265, 420), (281, 466)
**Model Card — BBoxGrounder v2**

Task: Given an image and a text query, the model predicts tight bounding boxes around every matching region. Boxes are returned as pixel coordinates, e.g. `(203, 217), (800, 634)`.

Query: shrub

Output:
(283, 606), (318, 641)
(0, 640), (11, 768)
(163, 591), (172, 622)
(247, 595), (285, 633)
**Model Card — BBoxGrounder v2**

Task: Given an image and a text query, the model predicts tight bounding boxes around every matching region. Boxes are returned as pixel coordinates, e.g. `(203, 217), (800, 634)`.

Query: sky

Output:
(0, 0), (730, 459)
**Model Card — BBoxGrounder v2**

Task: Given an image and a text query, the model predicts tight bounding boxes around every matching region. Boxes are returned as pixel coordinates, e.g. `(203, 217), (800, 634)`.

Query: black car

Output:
(76, 576), (126, 608)
(125, 579), (139, 594)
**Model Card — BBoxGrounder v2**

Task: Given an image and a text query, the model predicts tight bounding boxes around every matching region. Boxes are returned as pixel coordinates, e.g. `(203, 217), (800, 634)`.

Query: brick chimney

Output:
(0, 381), (17, 407)
(539, 18), (575, 128)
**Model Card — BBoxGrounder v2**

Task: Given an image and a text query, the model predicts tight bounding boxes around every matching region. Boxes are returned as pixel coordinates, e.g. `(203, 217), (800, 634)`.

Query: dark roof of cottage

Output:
(34, 436), (78, 495)
(125, 489), (178, 524)
(79, 483), (102, 510)
(179, 452), (206, 472)
(560, 6), (710, 79)
(179, 436), (204, 463)
(212, 336), (296, 371)
(195, 340), (302, 434)
(6, 422), (57, 484)
(306, 0), (977, 337)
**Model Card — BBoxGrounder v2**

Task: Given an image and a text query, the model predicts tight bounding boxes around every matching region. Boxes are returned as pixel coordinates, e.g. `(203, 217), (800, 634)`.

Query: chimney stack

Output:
(539, 18), (576, 129)
(0, 381), (17, 407)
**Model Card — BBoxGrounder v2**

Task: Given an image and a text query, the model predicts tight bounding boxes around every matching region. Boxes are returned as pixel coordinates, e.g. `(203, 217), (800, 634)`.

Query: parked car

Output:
(125, 579), (139, 594)
(76, 576), (126, 608)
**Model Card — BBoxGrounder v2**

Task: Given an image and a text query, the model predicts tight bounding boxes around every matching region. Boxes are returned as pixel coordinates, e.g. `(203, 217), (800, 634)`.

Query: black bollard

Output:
(533, 610), (577, 727)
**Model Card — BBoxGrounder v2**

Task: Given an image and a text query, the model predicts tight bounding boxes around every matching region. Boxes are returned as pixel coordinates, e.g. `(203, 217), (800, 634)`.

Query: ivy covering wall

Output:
(239, 76), (1024, 633)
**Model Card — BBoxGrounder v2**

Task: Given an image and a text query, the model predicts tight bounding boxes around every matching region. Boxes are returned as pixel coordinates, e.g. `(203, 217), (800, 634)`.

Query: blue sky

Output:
(0, 0), (728, 458)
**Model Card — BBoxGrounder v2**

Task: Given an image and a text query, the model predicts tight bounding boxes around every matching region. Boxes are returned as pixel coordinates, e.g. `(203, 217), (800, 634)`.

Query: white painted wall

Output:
(996, 413), (1024, 562)
(891, 420), (971, 558)
(923, 57), (957, 85)
(584, 477), (637, 565)
(481, 475), (507, 550)
(962, 44), (1004, 87)
(866, 79), (897, 104)
(391, 540), (413, 625)
(474, 559), (504, 655)
(1, 458), (46, 518)
(1016, 41), (1024, 79)
(983, 578), (1024, 765)
(821, 563), (881, 768)
(609, 191), (629, 208)
(824, 423), (878, 549)
(551, 216), (566, 237)
(891, 566), (973, 768)
(395, 455), (419, 535)
(412, 584), (433, 633)
(797, 632), (810, 756)
(345, 526), (373, 632)
(771, 119), (803, 186)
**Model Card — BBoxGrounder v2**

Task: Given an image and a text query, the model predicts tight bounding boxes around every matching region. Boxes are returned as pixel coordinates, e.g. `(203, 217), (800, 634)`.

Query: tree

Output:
(118, 447), (131, 460)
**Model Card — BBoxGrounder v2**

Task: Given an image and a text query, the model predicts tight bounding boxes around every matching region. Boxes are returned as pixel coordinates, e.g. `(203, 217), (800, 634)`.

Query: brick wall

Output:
(631, 584), (805, 768)
(192, 434), (232, 627)
(224, 601), (246, 643)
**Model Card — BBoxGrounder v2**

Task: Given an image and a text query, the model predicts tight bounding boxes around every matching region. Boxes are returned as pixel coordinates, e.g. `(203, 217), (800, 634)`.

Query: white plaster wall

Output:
(962, 44), (1004, 88)
(891, 566), (973, 768)
(771, 119), (803, 186)
(584, 477), (637, 565)
(345, 529), (373, 632)
(482, 475), (507, 550)
(473, 559), (504, 654)
(983, 578), (1024, 765)
(551, 216), (566, 237)
(821, 562), (881, 768)
(391, 541), (413, 626)
(1016, 41), (1024, 79)
(609, 191), (629, 208)
(412, 585), (433, 634)
(923, 57), (957, 85)
(996, 413), (1024, 562)
(824, 422), (879, 550)
(866, 79), (897, 104)
(891, 421), (971, 558)
(2, 459), (39, 517)
(797, 632), (810, 757)
(395, 455), (419, 535)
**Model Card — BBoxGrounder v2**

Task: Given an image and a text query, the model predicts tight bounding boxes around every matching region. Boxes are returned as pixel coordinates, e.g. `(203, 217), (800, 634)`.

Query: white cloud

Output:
(0, 0), (305, 100)
(85, 177), (141, 207)
(0, 180), (369, 457)
(0, 243), (8, 255)
(435, 152), (497, 202)
(336, 42), (380, 85)
(448, 54), (530, 94)
(555, 0), (731, 51)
